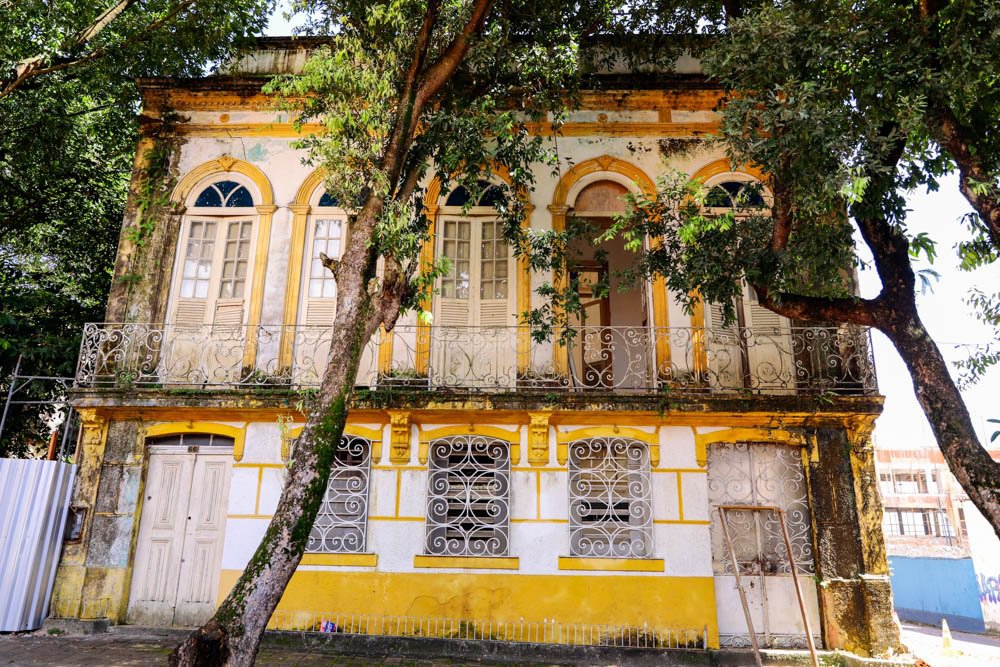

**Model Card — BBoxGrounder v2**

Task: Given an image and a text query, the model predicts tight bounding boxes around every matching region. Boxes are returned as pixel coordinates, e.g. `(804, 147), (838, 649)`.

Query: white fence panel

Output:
(0, 458), (76, 631)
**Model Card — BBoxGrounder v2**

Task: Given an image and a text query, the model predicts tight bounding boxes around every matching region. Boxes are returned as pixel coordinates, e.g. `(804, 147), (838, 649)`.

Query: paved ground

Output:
(901, 622), (1000, 667)
(0, 632), (493, 667)
(3, 624), (999, 666)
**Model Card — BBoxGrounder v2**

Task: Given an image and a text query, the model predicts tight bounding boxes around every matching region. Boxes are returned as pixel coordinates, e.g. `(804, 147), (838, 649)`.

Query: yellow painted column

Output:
(50, 409), (108, 619)
(415, 206), (437, 376)
(547, 204), (570, 376)
(516, 206), (535, 377)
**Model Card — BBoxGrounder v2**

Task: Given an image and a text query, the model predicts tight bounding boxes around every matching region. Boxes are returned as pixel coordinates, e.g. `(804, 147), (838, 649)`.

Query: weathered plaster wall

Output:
(807, 427), (900, 656)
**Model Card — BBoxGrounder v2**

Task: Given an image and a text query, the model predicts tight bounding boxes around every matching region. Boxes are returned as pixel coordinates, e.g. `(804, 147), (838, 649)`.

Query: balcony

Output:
(74, 323), (877, 396)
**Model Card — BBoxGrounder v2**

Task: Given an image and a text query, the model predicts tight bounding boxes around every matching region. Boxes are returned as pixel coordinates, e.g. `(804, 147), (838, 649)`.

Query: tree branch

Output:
(417, 0), (495, 106)
(931, 107), (1000, 249)
(754, 287), (881, 327)
(1, 0), (198, 99)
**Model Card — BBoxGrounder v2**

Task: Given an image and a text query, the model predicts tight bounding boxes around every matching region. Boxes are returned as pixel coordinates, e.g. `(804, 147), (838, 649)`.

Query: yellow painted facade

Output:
(218, 569), (719, 645)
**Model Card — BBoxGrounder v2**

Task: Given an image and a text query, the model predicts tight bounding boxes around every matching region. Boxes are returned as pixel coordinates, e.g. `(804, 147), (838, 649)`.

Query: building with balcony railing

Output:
(51, 38), (899, 656)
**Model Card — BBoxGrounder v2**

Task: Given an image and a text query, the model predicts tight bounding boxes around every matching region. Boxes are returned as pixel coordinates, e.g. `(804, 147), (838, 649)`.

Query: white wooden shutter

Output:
(301, 217), (345, 326)
(705, 300), (743, 389)
(477, 219), (515, 327)
(742, 288), (793, 391)
(173, 220), (217, 328)
(435, 217), (472, 326)
(212, 219), (252, 329)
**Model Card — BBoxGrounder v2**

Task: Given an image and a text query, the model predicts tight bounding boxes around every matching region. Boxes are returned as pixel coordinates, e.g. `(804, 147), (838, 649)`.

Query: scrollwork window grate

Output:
(707, 442), (814, 575)
(425, 435), (510, 557)
(307, 436), (371, 554)
(568, 437), (653, 558)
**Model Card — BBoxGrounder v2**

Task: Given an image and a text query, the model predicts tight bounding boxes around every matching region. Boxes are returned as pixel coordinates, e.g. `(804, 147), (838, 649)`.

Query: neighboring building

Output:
(877, 447), (1000, 633)
(50, 38), (898, 655)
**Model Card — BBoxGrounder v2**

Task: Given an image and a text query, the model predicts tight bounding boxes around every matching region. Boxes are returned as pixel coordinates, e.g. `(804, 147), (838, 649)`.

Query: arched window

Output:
(425, 435), (511, 556)
(299, 188), (349, 327)
(568, 437), (653, 558)
(434, 181), (515, 329)
(700, 173), (792, 391)
(170, 176), (259, 329)
(193, 180), (254, 208)
(704, 179), (767, 211)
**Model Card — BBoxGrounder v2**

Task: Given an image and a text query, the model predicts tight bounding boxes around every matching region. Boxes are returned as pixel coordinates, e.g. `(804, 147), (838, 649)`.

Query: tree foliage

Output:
(610, 0), (1000, 538)
(0, 0), (272, 457)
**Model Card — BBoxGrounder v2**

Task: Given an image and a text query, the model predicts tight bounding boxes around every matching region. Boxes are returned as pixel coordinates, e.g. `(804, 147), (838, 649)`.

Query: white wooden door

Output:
(432, 216), (517, 387)
(128, 448), (231, 626)
(171, 454), (232, 626)
(127, 452), (194, 626)
(164, 217), (255, 384)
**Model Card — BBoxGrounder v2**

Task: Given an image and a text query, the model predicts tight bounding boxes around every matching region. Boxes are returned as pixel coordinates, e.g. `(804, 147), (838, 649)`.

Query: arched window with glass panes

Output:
(701, 174), (793, 391)
(433, 182), (516, 329)
(170, 177), (258, 329)
(299, 189), (349, 327)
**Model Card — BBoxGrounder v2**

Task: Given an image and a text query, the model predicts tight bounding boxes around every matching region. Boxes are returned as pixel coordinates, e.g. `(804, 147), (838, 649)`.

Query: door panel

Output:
(128, 454), (194, 626)
(707, 442), (820, 649)
(128, 450), (231, 627)
(172, 455), (231, 626)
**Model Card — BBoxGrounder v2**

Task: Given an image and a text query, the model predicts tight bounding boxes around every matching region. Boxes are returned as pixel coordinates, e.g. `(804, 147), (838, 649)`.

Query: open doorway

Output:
(566, 180), (649, 389)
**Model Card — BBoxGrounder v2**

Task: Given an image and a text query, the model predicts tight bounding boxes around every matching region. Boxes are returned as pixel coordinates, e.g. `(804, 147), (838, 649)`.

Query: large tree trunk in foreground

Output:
(169, 212), (382, 667)
(756, 133), (1000, 541)
(879, 305), (1000, 538)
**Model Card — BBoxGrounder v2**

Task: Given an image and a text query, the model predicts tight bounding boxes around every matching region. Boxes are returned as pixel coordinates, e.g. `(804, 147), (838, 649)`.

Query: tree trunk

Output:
(169, 215), (382, 666)
(879, 304), (1000, 540)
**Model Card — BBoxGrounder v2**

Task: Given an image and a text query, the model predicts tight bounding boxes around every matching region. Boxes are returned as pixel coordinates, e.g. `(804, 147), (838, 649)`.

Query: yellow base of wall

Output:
(218, 569), (719, 647)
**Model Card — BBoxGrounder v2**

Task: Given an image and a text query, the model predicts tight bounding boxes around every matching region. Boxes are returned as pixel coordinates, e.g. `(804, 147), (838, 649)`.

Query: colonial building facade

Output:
(52, 38), (899, 655)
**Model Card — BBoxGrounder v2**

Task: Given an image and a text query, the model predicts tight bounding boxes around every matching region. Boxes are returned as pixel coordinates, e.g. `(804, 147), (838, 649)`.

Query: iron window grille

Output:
(307, 436), (372, 554)
(425, 435), (511, 557)
(568, 437), (653, 558)
(707, 442), (815, 575)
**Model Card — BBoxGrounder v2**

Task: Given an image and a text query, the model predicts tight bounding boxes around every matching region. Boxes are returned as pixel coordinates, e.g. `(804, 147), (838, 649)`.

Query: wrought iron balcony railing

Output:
(75, 323), (877, 396)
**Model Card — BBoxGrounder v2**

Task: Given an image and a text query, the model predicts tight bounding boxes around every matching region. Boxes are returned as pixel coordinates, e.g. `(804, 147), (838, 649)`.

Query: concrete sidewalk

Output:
(900, 622), (1000, 667)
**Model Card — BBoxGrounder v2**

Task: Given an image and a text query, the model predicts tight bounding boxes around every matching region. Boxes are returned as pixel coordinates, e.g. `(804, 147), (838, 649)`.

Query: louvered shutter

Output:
(173, 219), (217, 328)
(705, 300), (743, 389)
(301, 217), (344, 326)
(212, 219), (252, 330)
(477, 219), (515, 327)
(742, 289), (793, 391)
(435, 217), (472, 327)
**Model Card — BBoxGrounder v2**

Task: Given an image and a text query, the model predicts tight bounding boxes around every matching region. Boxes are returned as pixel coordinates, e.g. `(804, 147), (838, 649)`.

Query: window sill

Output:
(300, 553), (378, 567)
(557, 557), (664, 572)
(413, 555), (520, 570)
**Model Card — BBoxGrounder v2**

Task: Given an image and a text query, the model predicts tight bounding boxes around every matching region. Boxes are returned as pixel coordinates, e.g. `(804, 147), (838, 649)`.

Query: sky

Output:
(264, 7), (1000, 450)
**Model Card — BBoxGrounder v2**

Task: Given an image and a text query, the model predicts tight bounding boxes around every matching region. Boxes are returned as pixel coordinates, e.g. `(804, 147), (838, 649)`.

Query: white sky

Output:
(265, 9), (1000, 449)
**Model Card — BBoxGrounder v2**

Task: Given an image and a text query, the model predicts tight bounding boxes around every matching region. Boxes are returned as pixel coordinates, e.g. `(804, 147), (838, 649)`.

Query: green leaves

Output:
(1, 0), (272, 457)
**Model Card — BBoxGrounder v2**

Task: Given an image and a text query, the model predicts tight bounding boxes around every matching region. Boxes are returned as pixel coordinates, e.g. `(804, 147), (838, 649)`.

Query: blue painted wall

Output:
(889, 555), (986, 633)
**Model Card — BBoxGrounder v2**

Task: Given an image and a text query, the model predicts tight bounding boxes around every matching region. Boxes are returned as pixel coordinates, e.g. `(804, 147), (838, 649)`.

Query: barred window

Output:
(425, 435), (510, 556)
(307, 436), (371, 553)
(568, 437), (653, 558)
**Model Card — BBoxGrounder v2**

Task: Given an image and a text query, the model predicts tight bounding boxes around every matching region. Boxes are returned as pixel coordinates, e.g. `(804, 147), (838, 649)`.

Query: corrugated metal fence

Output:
(0, 458), (76, 631)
